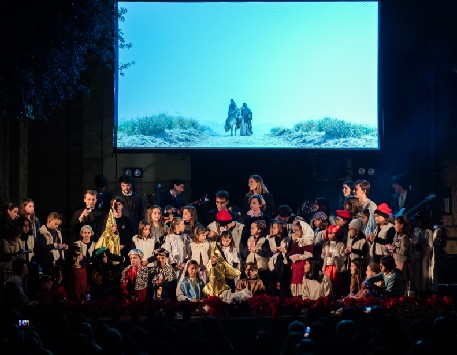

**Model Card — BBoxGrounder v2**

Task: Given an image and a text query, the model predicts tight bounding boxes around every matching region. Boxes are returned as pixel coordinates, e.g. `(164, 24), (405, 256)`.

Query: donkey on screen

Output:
(224, 108), (241, 136)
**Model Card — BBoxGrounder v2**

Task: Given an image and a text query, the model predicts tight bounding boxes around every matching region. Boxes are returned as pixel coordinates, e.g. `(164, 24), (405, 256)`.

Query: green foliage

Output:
(0, 0), (127, 120)
(119, 114), (207, 135)
(293, 120), (317, 132)
(271, 117), (376, 138)
(270, 127), (292, 136)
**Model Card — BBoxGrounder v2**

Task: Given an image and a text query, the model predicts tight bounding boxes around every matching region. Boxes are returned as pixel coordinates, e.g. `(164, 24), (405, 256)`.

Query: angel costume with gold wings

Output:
(202, 244), (241, 297)
(95, 210), (121, 262)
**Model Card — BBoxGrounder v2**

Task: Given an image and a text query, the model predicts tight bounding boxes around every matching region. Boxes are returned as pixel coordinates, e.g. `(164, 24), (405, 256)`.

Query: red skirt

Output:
(291, 260), (305, 285)
(324, 265), (344, 297)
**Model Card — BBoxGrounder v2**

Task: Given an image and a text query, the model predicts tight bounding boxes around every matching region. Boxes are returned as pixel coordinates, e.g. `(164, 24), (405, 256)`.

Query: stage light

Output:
(358, 168), (366, 175)
(124, 167), (143, 178)
(368, 168), (375, 176)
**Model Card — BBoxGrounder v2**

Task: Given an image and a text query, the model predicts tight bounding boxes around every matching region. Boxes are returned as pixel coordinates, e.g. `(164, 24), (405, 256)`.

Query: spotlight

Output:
(358, 168), (366, 175)
(124, 167), (143, 178)
(368, 168), (375, 176)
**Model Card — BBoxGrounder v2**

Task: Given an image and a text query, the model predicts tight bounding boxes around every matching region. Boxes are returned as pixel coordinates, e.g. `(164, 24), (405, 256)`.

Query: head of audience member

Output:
(12, 258), (28, 277)
(7, 225), (21, 242)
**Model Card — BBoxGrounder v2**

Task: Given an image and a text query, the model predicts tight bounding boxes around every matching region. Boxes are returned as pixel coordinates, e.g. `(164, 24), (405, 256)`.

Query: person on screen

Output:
(228, 99), (237, 117)
(240, 102), (253, 136)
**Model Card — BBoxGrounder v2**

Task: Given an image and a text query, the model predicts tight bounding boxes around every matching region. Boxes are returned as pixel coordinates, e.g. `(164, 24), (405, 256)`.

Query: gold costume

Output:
(95, 210), (121, 263)
(203, 245), (241, 297)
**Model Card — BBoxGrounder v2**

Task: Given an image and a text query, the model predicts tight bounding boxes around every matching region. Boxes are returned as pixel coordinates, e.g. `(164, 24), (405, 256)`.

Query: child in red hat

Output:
(368, 203), (395, 263)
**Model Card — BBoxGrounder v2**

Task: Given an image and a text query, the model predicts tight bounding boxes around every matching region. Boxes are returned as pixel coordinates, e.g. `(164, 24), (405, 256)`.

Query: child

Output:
(162, 217), (189, 278)
(348, 258), (367, 295)
(235, 262), (266, 296)
(311, 212), (328, 259)
(35, 212), (68, 275)
(74, 225), (96, 263)
(388, 215), (412, 284)
(246, 220), (272, 287)
(120, 248), (150, 303)
(162, 205), (175, 227)
(287, 220), (314, 297)
(90, 247), (117, 300)
(131, 220), (156, 267)
(367, 203), (395, 263)
(176, 259), (206, 301)
(335, 210), (351, 243)
(152, 248), (177, 300)
(146, 205), (168, 246)
(267, 220), (291, 297)
(189, 226), (211, 283)
(345, 218), (368, 263)
(63, 244), (88, 303)
(207, 210), (244, 250)
(349, 261), (383, 299)
(17, 216), (35, 263)
(219, 230), (241, 291)
(203, 246), (241, 297)
(301, 257), (332, 300)
(19, 198), (40, 239)
(366, 255), (406, 298)
(95, 210), (121, 264)
(360, 208), (371, 237)
(220, 230), (241, 269)
(322, 224), (347, 298)
(1, 226), (26, 283)
(182, 205), (199, 239)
